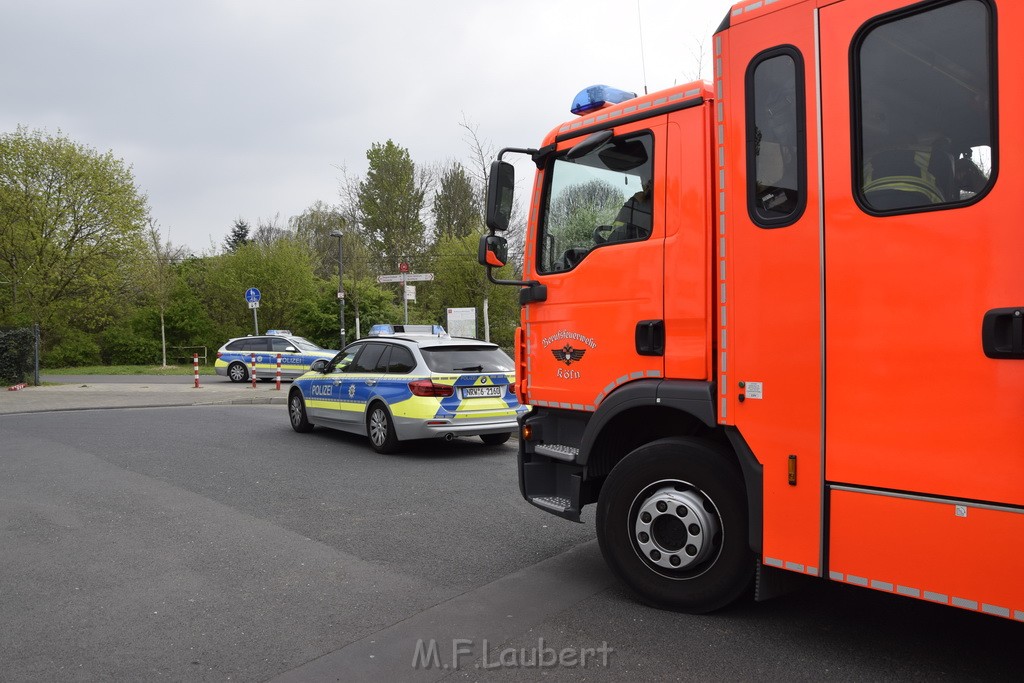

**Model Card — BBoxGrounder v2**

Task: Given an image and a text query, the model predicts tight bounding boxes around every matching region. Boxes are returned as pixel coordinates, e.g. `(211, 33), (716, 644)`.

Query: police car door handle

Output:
(365, 379), (377, 386)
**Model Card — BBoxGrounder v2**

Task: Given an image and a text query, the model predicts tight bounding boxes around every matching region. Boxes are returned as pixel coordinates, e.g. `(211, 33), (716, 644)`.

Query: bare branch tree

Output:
(145, 219), (190, 367)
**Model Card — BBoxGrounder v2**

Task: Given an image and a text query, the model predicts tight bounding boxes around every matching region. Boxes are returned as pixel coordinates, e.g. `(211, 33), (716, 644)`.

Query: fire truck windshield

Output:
(538, 133), (654, 273)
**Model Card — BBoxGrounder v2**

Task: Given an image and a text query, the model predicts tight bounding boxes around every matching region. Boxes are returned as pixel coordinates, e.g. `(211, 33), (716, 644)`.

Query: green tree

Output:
(290, 201), (347, 280)
(295, 276), (402, 349)
(193, 238), (320, 341)
(432, 162), (480, 239)
(225, 218), (250, 252)
(417, 233), (520, 349)
(357, 140), (429, 273)
(0, 127), (149, 337)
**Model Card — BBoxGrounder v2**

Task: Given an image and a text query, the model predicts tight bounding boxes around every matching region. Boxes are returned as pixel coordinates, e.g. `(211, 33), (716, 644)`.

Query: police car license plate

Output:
(464, 386), (501, 398)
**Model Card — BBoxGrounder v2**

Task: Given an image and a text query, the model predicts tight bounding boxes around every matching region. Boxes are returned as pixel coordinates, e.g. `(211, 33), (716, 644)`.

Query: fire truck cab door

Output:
(820, 0), (1024, 505)
(524, 118), (670, 411)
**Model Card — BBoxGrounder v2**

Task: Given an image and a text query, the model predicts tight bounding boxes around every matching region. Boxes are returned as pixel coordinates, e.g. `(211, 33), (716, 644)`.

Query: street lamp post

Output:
(329, 230), (345, 347)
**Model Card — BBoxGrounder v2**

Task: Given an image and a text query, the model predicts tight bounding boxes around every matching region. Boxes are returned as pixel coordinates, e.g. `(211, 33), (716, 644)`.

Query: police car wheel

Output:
(228, 362), (248, 383)
(480, 432), (511, 446)
(366, 403), (399, 454)
(288, 391), (313, 433)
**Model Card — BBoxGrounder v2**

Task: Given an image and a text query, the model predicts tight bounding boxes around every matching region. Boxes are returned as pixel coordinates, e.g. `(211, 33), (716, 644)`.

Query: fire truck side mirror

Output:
(478, 234), (508, 268)
(486, 160), (515, 232)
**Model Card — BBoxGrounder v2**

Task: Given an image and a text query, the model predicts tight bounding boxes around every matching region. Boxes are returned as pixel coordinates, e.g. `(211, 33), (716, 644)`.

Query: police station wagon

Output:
(215, 331), (338, 383)
(287, 334), (526, 453)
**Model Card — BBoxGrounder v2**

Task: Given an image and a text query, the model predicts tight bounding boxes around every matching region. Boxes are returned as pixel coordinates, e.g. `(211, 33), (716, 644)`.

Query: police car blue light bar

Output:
(368, 324), (447, 337)
(266, 329), (292, 336)
(570, 85), (637, 116)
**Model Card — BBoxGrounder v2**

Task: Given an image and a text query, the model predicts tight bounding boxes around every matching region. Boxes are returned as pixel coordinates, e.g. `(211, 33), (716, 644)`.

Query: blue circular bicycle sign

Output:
(245, 287), (261, 304)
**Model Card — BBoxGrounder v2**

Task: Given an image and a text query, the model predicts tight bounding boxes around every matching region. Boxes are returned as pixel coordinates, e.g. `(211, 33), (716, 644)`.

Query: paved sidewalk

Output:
(0, 377), (288, 415)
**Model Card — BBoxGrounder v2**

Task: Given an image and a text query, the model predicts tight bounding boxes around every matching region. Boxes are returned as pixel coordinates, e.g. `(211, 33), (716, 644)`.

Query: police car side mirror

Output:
(285, 346), (298, 353)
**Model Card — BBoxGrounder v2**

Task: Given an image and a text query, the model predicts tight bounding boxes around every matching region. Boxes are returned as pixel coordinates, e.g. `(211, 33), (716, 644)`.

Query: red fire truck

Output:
(479, 0), (1022, 619)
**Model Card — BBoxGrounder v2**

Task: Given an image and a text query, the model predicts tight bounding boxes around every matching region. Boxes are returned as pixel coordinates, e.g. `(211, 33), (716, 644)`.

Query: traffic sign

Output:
(399, 262), (410, 273)
(377, 272), (433, 283)
(245, 287), (261, 304)
(248, 301), (260, 309)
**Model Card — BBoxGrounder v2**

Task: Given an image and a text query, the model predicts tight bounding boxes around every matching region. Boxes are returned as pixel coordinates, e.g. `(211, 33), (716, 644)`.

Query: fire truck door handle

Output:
(982, 308), (1024, 359)
(636, 320), (665, 356)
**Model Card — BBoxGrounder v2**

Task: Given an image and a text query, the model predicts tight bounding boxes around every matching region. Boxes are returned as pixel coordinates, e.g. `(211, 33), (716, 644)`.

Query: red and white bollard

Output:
(250, 353), (257, 389)
(193, 353), (201, 388)
(275, 353), (282, 390)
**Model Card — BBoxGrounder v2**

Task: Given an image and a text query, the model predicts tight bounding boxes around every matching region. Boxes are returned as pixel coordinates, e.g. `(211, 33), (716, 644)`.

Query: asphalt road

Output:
(1, 404), (1019, 681)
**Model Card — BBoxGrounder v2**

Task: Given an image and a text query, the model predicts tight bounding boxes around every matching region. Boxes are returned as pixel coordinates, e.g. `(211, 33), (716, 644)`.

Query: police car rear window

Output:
(229, 338), (269, 352)
(420, 347), (514, 373)
(388, 347), (416, 374)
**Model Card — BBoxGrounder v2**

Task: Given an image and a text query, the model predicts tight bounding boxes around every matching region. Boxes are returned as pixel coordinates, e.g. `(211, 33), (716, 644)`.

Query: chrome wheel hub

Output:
(633, 483), (721, 571)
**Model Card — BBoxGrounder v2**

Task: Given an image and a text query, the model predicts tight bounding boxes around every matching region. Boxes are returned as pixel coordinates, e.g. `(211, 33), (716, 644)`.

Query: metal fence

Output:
(0, 324), (40, 386)
(170, 346), (208, 365)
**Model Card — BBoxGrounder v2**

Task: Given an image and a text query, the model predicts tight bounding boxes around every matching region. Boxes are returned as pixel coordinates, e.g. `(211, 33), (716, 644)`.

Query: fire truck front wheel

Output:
(596, 437), (754, 613)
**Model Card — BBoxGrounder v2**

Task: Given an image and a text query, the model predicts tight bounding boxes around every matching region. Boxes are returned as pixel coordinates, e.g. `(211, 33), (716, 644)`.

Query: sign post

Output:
(245, 287), (261, 335)
(375, 272), (434, 325)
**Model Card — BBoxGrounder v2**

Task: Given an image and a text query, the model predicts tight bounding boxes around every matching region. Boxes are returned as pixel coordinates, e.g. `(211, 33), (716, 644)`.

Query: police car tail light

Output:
(408, 379), (454, 398)
(509, 382), (516, 395)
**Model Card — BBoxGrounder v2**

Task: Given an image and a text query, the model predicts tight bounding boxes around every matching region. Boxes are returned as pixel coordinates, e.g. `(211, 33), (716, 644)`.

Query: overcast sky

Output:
(3, 0), (736, 253)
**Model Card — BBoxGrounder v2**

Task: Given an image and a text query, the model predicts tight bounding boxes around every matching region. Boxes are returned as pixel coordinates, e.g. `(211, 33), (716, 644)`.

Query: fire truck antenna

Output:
(637, 0), (648, 95)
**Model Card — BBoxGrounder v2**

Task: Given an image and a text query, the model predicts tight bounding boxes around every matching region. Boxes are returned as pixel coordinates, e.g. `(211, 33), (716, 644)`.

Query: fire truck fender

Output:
(723, 426), (764, 556)
(579, 379), (716, 465)
(579, 379), (763, 554)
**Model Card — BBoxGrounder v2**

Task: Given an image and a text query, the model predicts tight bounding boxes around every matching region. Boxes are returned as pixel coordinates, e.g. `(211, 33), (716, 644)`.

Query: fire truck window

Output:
(538, 133), (654, 274)
(855, 0), (994, 213)
(747, 48), (806, 228)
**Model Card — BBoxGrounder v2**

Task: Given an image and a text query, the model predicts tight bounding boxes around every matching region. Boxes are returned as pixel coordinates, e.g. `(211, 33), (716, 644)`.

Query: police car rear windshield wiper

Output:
(454, 365), (484, 372)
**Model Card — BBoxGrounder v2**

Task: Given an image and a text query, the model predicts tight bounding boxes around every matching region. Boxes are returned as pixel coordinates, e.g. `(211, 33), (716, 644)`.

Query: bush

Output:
(44, 329), (102, 368)
(0, 327), (35, 384)
(101, 325), (161, 365)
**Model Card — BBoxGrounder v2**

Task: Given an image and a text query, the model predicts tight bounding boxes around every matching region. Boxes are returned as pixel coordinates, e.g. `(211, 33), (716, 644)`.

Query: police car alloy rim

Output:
(289, 395), (303, 426)
(369, 407), (389, 446)
(629, 479), (723, 578)
(228, 362), (247, 382)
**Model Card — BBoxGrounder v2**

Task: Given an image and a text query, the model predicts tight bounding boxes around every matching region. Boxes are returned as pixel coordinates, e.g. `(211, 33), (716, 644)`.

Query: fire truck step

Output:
(529, 495), (572, 513)
(534, 444), (580, 462)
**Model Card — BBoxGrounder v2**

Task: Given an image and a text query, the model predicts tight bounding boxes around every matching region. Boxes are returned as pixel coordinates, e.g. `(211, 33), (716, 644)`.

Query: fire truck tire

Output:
(596, 437), (754, 613)
(227, 362), (248, 383)
(288, 391), (314, 433)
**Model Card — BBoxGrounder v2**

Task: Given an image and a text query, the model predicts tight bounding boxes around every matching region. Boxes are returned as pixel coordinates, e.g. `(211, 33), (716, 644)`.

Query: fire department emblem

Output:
(553, 344), (586, 366)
